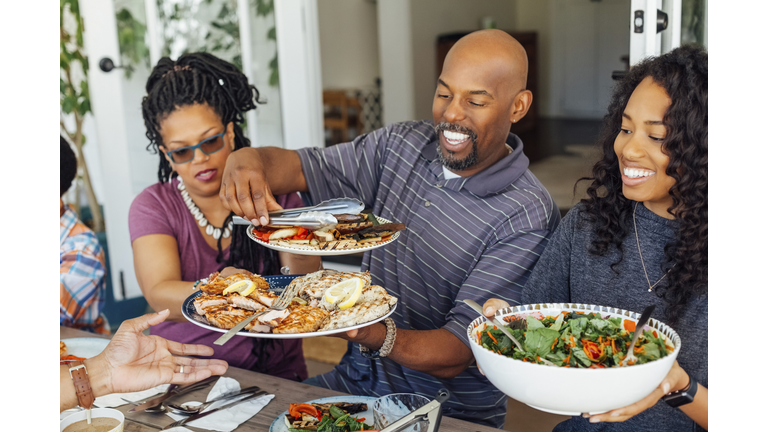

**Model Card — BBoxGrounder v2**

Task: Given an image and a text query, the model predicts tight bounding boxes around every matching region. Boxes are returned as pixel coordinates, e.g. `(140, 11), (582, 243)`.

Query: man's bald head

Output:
(444, 29), (529, 94)
(432, 29), (534, 176)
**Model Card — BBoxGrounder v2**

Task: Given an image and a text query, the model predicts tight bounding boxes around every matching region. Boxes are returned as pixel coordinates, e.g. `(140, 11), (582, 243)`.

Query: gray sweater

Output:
(521, 202), (707, 432)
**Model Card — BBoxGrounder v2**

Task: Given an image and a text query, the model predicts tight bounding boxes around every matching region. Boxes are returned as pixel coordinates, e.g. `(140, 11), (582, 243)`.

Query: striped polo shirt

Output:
(297, 120), (560, 428)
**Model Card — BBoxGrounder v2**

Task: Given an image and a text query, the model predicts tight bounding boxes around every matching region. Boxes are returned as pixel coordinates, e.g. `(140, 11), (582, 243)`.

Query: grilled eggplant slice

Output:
(336, 221), (373, 235)
(355, 223), (406, 239)
(333, 213), (367, 223)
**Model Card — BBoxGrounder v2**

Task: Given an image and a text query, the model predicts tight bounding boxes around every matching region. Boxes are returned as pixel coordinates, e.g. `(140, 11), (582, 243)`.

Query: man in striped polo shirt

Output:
(221, 29), (560, 428)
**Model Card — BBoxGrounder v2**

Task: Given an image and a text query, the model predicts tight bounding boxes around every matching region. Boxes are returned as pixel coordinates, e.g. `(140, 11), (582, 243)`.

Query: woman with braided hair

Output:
(483, 45), (708, 430)
(129, 52), (321, 380)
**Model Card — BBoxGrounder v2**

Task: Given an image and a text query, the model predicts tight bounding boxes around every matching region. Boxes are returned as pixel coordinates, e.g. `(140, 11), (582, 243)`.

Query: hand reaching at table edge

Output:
(60, 309), (229, 412)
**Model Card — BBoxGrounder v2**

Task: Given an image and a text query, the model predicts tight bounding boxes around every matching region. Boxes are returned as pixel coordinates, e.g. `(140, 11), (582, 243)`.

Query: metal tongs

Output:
(380, 389), (451, 432)
(233, 197), (365, 228)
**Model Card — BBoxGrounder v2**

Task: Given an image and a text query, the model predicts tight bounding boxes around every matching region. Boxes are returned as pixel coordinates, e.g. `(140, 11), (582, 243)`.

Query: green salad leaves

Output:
(478, 311), (672, 368)
(288, 404), (374, 432)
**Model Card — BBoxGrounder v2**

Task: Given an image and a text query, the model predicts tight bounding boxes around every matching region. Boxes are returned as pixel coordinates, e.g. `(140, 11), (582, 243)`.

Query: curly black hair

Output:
(61, 135), (78, 197)
(577, 44), (707, 325)
(140, 52), (279, 276)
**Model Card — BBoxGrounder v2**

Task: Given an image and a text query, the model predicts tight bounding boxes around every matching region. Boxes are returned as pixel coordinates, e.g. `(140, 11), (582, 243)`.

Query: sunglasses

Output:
(164, 129), (227, 164)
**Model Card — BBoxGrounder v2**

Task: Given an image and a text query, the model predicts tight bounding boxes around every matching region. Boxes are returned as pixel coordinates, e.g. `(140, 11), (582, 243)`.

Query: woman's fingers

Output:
(119, 309), (170, 335)
(586, 383), (669, 423)
(165, 340), (215, 357)
(482, 299), (510, 317)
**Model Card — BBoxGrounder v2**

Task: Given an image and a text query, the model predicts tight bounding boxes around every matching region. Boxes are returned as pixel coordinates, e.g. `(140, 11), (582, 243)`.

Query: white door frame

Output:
(81, 0), (139, 300)
(80, 0), (324, 299)
(274, 0), (324, 150)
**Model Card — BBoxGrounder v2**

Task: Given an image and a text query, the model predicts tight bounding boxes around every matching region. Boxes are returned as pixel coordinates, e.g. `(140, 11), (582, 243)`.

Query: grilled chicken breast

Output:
(194, 294), (229, 315)
(202, 304), (252, 329)
(257, 309), (291, 327)
(228, 295), (267, 312)
(272, 305), (330, 334)
(200, 273), (270, 295)
(298, 271), (372, 300)
(320, 285), (397, 331)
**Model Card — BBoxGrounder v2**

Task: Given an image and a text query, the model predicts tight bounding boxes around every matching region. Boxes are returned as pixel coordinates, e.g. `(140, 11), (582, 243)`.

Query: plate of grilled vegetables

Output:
(269, 396), (376, 432)
(182, 269), (398, 339)
(246, 213), (405, 256)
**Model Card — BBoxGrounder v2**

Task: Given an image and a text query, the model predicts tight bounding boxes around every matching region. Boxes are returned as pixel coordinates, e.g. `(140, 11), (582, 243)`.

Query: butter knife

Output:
(160, 390), (269, 430)
(128, 376), (218, 413)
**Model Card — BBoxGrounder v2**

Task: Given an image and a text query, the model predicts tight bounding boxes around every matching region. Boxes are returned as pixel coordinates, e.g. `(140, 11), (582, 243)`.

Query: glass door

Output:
(79, 0), (321, 299)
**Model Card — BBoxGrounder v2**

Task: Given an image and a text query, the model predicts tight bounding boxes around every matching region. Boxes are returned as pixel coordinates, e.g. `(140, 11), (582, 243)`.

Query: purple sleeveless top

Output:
(129, 177), (308, 381)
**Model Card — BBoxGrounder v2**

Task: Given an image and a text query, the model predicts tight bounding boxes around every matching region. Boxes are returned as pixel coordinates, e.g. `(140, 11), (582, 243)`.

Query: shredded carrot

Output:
(522, 358), (528, 362)
(487, 331), (498, 344)
(570, 335), (576, 347)
(611, 338), (617, 353)
(598, 336), (603, 344)
(551, 339), (558, 350)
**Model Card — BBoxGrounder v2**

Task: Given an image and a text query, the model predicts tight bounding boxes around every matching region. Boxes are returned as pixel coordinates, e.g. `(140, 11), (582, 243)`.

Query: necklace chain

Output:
(177, 177), (233, 240)
(633, 202), (673, 292)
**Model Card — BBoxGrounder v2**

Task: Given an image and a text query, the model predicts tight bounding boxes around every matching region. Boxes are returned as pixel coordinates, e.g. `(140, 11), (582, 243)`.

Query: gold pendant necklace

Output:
(633, 202), (673, 292)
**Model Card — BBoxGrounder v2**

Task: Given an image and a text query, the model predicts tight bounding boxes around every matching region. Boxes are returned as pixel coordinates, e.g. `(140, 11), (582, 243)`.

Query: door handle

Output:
(99, 57), (133, 73)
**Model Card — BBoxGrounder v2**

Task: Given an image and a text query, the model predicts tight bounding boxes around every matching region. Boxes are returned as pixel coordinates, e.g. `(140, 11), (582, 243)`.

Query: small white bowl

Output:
(467, 303), (680, 416)
(60, 407), (124, 432)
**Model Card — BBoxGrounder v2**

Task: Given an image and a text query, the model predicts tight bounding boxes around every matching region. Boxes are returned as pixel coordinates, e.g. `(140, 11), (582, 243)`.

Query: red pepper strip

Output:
(297, 227), (308, 236)
(289, 403), (319, 419)
(487, 331), (498, 344)
(357, 418), (366, 422)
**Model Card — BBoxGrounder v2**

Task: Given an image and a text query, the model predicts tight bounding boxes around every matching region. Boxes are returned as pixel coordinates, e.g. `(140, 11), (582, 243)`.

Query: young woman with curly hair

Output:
(129, 52), (321, 381)
(484, 45), (707, 430)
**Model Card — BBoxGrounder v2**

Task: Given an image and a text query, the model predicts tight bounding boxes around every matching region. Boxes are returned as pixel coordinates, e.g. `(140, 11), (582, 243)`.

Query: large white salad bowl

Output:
(467, 303), (681, 416)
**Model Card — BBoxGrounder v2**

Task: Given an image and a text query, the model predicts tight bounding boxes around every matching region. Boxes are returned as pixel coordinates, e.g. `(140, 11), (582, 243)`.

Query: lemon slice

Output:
(222, 280), (255, 296)
(324, 277), (364, 309)
(292, 296), (308, 306)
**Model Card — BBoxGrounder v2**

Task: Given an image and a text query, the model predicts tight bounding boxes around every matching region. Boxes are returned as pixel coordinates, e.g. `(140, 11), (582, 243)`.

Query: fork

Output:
(160, 391), (269, 430)
(621, 304), (656, 367)
(213, 283), (301, 345)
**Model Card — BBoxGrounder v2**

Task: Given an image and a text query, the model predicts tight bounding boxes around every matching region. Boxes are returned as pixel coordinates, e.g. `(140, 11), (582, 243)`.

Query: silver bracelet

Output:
(359, 318), (397, 359)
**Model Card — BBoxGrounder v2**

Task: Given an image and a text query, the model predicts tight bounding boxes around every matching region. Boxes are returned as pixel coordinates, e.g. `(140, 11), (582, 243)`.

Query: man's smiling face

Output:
(431, 31), (530, 177)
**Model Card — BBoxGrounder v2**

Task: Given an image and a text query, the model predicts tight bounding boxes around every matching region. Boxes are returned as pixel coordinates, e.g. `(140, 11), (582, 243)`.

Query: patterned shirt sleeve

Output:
(443, 228), (554, 346)
(297, 127), (390, 207)
(60, 229), (109, 334)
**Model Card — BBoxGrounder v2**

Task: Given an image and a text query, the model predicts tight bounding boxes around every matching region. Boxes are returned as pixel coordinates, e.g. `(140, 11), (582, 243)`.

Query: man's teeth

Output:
(443, 130), (469, 143)
(623, 168), (655, 179)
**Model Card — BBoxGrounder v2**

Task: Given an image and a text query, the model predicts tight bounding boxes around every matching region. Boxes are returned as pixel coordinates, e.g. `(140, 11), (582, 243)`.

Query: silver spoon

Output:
(463, 299), (524, 352)
(621, 304), (656, 367)
(165, 386), (262, 415)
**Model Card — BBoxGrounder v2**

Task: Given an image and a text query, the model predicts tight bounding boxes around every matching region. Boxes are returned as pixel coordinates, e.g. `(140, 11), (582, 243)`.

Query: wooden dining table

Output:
(61, 326), (501, 432)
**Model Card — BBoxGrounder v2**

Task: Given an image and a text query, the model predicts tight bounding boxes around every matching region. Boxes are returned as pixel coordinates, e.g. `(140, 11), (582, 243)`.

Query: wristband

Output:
(662, 374), (698, 408)
(69, 361), (95, 409)
(359, 318), (397, 359)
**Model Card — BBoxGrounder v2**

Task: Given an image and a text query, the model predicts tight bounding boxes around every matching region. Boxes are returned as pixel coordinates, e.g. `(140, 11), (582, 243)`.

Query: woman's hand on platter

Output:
(218, 266), (253, 278)
(482, 298), (511, 318)
(582, 360), (690, 423)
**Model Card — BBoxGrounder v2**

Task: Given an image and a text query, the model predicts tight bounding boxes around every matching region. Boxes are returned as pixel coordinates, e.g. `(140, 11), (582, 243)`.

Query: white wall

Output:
(516, 0), (629, 119)
(410, 0), (518, 121)
(317, 0), (380, 90)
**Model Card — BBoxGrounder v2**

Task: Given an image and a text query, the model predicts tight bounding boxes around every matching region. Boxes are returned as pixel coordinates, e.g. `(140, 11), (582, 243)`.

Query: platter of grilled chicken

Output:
(182, 269), (398, 338)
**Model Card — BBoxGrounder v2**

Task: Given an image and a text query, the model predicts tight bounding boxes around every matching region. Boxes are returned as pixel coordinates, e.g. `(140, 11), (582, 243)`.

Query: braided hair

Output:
(141, 52), (280, 276)
(576, 44), (707, 325)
